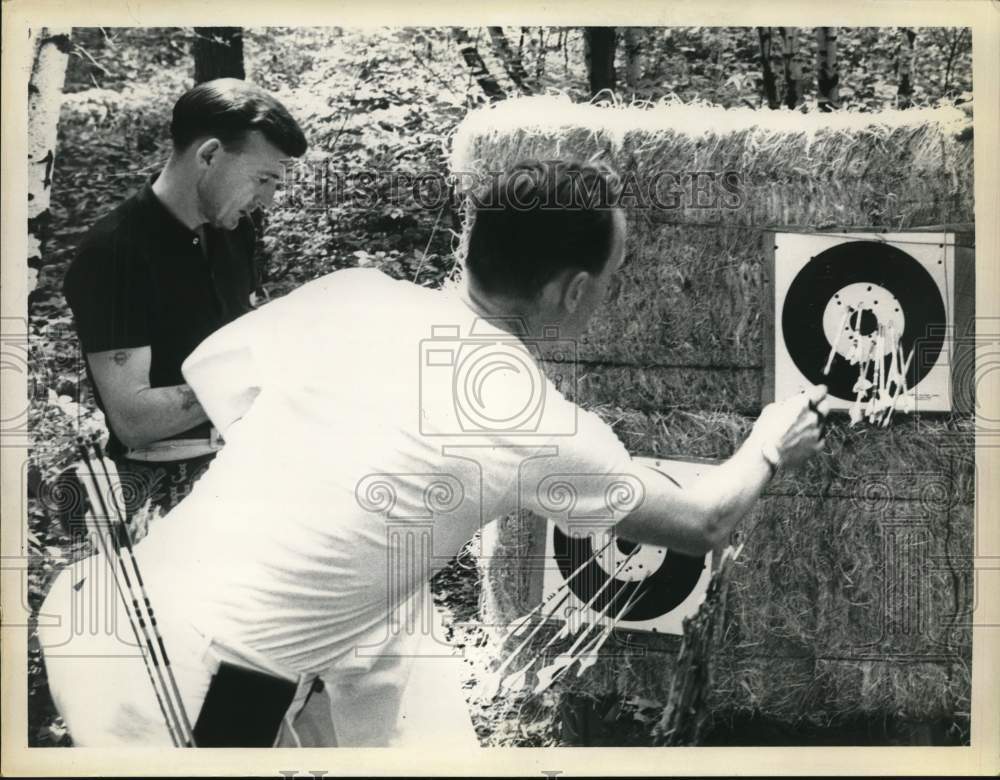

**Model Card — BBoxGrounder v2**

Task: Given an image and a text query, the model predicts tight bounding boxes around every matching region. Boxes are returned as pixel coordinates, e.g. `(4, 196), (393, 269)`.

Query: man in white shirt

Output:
(40, 159), (828, 747)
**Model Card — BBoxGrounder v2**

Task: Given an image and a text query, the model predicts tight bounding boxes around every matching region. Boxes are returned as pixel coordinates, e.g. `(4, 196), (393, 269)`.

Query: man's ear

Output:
(562, 270), (591, 314)
(195, 138), (223, 169)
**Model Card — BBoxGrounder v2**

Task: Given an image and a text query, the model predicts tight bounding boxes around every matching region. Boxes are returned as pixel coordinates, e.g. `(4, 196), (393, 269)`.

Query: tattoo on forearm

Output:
(177, 386), (202, 412)
(112, 351), (130, 366)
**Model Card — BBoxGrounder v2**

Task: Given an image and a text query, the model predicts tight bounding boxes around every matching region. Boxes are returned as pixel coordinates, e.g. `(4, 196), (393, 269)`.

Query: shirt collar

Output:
(135, 172), (204, 242)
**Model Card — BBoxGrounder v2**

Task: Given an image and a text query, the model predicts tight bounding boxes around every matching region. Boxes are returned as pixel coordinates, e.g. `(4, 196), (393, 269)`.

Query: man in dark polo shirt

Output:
(63, 78), (307, 519)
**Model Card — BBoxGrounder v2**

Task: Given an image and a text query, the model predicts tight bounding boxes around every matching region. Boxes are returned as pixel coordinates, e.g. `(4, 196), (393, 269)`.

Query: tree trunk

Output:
(193, 27), (245, 83)
(896, 28), (917, 108)
(623, 28), (643, 88)
(757, 27), (780, 109)
(487, 26), (534, 94)
(942, 28), (968, 98)
(778, 26), (803, 109)
(27, 27), (72, 297)
(452, 27), (506, 103)
(535, 27), (548, 82)
(584, 27), (617, 98)
(815, 27), (840, 112)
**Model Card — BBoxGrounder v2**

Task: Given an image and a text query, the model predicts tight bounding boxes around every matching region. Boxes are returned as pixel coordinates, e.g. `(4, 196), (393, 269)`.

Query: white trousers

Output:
(39, 559), (213, 746)
(278, 586), (479, 748)
(39, 557), (478, 748)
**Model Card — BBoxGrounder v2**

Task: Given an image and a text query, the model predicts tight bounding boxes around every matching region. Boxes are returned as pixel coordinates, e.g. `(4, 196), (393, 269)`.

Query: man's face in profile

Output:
(196, 130), (287, 230)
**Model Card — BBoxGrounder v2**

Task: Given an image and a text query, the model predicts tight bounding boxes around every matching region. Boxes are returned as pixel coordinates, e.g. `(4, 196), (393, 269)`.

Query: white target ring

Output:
(822, 282), (905, 361)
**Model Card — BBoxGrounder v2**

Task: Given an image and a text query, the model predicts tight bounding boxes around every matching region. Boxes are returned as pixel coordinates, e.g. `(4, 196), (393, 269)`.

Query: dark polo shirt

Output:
(64, 174), (258, 459)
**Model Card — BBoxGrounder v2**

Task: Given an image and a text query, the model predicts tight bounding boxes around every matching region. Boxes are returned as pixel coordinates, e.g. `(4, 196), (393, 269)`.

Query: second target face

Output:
(541, 458), (716, 635)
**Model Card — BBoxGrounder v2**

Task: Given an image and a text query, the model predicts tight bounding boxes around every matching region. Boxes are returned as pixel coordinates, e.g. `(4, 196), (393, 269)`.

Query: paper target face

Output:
(541, 457), (715, 635)
(773, 232), (954, 410)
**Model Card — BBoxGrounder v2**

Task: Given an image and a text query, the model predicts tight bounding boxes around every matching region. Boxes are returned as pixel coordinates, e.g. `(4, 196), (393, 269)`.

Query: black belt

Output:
(193, 661), (298, 747)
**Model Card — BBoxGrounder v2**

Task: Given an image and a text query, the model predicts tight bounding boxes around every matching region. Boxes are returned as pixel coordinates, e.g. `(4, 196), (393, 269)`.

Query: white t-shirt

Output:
(135, 268), (642, 678)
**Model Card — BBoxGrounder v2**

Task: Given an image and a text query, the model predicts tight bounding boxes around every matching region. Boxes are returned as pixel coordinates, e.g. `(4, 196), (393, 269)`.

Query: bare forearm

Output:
(614, 496), (718, 556)
(108, 384), (208, 448)
(686, 435), (773, 547)
(616, 439), (772, 555)
(88, 347), (210, 449)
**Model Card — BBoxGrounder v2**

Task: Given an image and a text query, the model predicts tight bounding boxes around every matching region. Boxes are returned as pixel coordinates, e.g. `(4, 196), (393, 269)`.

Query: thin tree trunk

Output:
(778, 26), (803, 108)
(815, 27), (840, 112)
(487, 26), (534, 94)
(942, 27), (968, 98)
(27, 27), (72, 297)
(624, 28), (643, 88)
(192, 27), (245, 83)
(584, 27), (617, 98)
(897, 28), (917, 108)
(536, 28), (548, 82)
(452, 27), (506, 102)
(757, 27), (780, 109)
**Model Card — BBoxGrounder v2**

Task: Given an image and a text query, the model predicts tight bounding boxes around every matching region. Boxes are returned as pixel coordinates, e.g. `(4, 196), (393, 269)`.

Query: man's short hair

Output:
(464, 158), (623, 300)
(170, 78), (308, 157)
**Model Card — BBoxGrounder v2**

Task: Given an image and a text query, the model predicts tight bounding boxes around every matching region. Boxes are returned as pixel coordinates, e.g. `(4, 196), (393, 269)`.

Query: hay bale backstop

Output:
(449, 96), (975, 743)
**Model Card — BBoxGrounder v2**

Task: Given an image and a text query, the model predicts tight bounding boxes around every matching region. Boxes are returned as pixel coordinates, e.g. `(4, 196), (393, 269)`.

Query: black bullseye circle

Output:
(782, 241), (946, 401)
(551, 469), (706, 622)
(856, 309), (879, 336)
